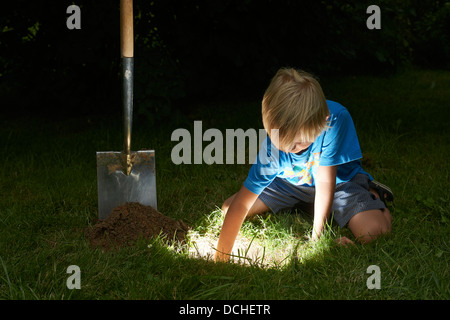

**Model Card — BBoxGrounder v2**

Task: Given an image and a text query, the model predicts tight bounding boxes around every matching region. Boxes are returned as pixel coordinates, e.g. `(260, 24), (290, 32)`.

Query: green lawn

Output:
(0, 68), (448, 300)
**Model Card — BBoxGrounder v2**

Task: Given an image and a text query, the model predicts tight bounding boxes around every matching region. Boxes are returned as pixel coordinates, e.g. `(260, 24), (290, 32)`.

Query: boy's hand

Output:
(309, 233), (355, 247)
(334, 236), (355, 247)
(309, 232), (320, 242)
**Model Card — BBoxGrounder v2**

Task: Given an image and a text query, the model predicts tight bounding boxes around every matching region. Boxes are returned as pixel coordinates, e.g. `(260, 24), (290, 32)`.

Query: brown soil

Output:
(85, 202), (190, 250)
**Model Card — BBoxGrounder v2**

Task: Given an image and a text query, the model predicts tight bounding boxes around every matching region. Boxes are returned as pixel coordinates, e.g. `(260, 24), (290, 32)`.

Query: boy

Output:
(215, 68), (393, 262)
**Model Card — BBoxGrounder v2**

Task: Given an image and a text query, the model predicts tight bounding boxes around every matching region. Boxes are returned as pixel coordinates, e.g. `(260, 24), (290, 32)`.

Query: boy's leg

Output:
(221, 193), (269, 219)
(347, 208), (391, 243)
(333, 174), (392, 244)
(347, 188), (391, 243)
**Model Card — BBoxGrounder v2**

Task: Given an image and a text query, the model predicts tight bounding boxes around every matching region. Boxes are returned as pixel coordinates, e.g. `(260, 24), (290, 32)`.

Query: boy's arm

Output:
(311, 165), (337, 241)
(215, 185), (259, 262)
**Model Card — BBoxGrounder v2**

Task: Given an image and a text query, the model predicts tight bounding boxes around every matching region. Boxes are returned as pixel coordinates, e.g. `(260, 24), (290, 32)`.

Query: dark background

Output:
(1, 0), (449, 124)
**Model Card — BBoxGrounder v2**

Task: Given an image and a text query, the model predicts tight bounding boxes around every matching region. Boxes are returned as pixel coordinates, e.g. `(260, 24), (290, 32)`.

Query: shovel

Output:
(96, 0), (157, 219)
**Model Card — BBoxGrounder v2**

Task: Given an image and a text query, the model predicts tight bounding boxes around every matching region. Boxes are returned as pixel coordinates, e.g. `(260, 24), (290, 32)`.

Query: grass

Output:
(0, 68), (449, 300)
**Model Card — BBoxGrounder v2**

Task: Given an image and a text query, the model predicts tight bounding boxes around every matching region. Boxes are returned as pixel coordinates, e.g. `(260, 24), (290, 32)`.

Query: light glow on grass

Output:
(186, 208), (332, 268)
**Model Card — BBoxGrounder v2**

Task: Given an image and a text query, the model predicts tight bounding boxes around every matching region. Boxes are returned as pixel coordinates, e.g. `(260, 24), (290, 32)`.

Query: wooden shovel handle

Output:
(120, 0), (133, 57)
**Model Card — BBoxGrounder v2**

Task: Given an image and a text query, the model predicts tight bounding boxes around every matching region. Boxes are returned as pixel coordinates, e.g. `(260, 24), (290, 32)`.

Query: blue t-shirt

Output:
(244, 100), (372, 195)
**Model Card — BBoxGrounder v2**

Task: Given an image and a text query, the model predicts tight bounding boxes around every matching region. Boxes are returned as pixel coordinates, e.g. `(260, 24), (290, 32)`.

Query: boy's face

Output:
(288, 141), (312, 154)
(271, 131), (312, 154)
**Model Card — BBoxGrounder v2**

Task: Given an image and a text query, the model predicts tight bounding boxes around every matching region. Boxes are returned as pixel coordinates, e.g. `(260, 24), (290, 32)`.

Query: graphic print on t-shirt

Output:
(279, 152), (321, 186)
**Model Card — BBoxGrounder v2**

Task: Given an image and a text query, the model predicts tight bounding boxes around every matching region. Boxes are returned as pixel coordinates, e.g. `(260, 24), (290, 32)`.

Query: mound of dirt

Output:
(85, 202), (189, 250)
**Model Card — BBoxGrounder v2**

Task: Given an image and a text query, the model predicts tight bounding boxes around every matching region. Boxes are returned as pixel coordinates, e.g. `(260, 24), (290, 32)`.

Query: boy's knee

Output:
(370, 218), (390, 239)
(221, 201), (229, 215)
(359, 221), (390, 244)
(221, 194), (236, 215)
(350, 209), (391, 244)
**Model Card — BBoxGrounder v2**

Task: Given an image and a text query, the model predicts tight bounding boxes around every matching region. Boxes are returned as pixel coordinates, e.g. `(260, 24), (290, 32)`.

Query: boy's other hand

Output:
(334, 236), (355, 247)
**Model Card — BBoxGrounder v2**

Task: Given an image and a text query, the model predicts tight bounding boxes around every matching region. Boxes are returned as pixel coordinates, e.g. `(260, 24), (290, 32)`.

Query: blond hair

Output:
(262, 68), (329, 152)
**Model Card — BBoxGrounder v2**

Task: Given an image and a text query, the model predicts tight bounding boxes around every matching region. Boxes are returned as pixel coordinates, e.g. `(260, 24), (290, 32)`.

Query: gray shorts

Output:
(258, 173), (386, 227)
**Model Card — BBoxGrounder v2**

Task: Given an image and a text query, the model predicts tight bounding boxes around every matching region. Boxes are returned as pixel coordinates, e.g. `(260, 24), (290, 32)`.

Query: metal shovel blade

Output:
(96, 150), (157, 220)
